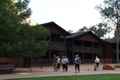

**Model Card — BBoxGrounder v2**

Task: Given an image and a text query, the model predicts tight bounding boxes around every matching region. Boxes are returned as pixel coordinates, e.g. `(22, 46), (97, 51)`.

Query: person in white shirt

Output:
(61, 56), (69, 72)
(56, 56), (61, 71)
(94, 56), (100, 71)
(74, 54), (81, 72)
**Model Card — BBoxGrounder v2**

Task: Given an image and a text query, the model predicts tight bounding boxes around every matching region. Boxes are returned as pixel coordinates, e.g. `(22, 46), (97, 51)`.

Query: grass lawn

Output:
(15, 74), (120, 80)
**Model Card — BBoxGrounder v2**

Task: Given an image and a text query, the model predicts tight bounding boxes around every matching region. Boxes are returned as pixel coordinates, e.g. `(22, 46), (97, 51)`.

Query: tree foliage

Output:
(0, 0), (48, 57)
(79, 0), (120, 38)
(98, 0), (120, 22)
(98, 0), (120, 37)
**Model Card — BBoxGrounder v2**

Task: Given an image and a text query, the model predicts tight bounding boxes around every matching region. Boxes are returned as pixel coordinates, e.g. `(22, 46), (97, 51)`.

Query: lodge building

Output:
(0, 21), (119, 69)
(42, 22), (118, 63)
(0, 22), (118, 68)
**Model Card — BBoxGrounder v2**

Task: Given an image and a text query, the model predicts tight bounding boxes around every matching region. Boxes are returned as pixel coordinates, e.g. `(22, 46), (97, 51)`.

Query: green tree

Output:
(0, 0), (48, 58)
(98, 0), (120, 63)
(98, 0), (120, 37)
(14, 24), (48, 57)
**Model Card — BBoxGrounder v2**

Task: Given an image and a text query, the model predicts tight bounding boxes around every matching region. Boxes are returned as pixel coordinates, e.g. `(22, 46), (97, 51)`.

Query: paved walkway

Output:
(0, 64), (120, 80)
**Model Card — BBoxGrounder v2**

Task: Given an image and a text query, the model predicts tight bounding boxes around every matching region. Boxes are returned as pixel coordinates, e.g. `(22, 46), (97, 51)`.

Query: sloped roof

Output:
(66, 31), (110, 44)
(105, 37), (117, 43)
(41, 21), (70, 35)
(66, 31), (96, 38)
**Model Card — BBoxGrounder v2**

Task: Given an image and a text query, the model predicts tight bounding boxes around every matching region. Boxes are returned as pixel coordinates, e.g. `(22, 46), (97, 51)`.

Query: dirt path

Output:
(0, 64), (120, 80)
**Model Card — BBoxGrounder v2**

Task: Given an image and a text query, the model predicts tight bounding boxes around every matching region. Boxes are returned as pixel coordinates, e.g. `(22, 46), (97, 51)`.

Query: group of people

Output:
(53, 55), (100, 72)
(53, 54), (81, 72)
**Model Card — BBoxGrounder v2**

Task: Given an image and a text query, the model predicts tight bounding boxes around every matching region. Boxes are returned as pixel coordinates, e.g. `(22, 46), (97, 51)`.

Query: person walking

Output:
(94, 56), (100, 71)
(56, 56), (61, 71)
(74, 54), (81, 72)
(61, 56), (69, 72)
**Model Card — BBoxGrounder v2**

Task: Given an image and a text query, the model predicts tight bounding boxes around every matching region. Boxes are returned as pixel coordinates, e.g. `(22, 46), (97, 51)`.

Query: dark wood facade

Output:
(106, 38), (120, 63)
(42, 22), (113, 63)
(66, 32), (112, 63)
(42, 22), (70, 59)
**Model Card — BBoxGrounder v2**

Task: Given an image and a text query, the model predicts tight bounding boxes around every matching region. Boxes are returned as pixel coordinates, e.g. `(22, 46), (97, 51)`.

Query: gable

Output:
(42, 22), (70, 36)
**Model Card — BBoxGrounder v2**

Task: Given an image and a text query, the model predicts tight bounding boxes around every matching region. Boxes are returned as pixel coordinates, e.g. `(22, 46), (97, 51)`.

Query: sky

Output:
(29, 0), (104, 32)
